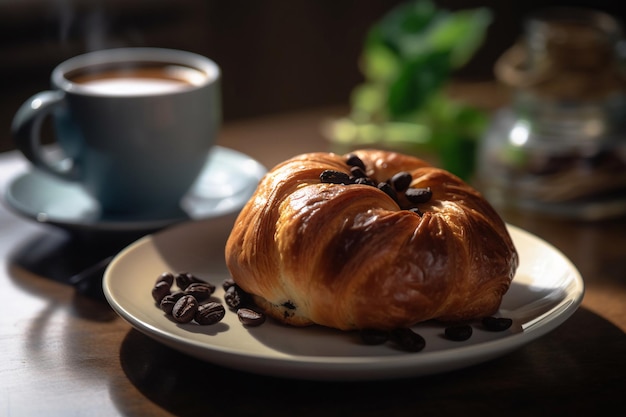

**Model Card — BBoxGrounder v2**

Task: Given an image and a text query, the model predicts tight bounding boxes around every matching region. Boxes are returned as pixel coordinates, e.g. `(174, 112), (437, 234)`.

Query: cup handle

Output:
(11, 90), (79, 180)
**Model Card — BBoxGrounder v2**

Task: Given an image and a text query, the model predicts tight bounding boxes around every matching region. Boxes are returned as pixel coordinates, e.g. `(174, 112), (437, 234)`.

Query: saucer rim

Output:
(3, 146), (266, 234)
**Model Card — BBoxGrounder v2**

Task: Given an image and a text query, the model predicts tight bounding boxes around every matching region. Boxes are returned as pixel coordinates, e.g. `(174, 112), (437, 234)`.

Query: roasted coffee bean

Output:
(151, 281), (171, 303)
(222, 278), (236, 291)
(391, 172), (412, 192)
(195, 302), (226, 325)
(377, 182), (398, 202)
(354, 177), (376, 186)
(237, 308), (266, 326)
(171, 295), (199, 323)
(224, 285), (248, 309)
(160, 291), (185, 315)
(346, 154), (366, 171)
(405, 187), (432, 204)
(185, 282), (215, 302)
(444, 324), (473, 341)
(156, 272), (174, 286)
(482, 316), (513, 331)
(390, 328), (426, 352)
(408, 207), (423, 216)
(359, 329), (389, 345)
(320, 170), (351, 185)
(175, 272), (205, 290)
(350, 166), (367, 179)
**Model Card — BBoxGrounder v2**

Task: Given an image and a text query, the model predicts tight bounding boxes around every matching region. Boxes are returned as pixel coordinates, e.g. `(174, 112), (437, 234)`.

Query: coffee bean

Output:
(160, 291), (185, 315)
(408, 207), (423, 216)
(359, 329), (390, 345)
(354, 177), (376, 186)
(482, 316), (513, 331)
(172, 295), (198, 323)
(378, 182), (398, 203)
(390, 328), (426, 352)
(405, 187), (432, 204)
(391, 172), (412, 192)
(175, 272), (205, 290)
(224, 285), (249, 309)
(237, 308), (266, 326)
(222, 278), (236, 291)
(151, 281), (171, 303)
(350, 166), (367, 179)
(185, 282), (215, 302)
(195, 302), (226, 325)
(320, 170), (351, 185)
(156, 272), (174, 286)
(346, 154), (366, 171)
(444, 324), (473, 341)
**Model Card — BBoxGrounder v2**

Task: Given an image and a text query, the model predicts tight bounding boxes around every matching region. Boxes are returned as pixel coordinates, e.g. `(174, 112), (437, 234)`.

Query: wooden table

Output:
(1, 105), (625, 416)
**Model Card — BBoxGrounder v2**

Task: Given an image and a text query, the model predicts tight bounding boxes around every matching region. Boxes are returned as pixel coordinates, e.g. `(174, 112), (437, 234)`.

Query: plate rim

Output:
(103, 223), (584, 380)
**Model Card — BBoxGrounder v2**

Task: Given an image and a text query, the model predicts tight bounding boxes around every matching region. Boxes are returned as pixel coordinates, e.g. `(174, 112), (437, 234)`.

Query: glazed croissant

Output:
(225, 150), (518, 331)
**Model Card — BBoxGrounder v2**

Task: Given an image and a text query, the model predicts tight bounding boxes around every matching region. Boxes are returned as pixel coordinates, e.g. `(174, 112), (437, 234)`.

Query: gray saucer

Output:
(4, 146), (266, 234)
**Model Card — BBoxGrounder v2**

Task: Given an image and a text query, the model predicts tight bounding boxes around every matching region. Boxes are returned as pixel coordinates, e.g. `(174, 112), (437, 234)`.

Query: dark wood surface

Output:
(1, 102), (625, 416)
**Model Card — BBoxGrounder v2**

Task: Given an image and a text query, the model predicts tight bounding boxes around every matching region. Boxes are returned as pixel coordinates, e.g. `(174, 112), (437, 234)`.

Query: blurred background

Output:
(2, 0), (625, 152)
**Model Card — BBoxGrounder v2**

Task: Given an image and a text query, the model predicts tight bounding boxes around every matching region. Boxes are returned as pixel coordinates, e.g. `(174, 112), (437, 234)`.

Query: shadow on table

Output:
(6, 226), (155, 325)
(114, 307), (625, 417)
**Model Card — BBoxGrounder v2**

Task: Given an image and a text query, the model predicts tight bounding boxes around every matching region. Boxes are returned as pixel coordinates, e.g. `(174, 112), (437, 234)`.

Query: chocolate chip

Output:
(444, 324), (473, 341)
(391, 172), (412, 192)
(237, 308), (266, 326)
(405, 187), (432, 204)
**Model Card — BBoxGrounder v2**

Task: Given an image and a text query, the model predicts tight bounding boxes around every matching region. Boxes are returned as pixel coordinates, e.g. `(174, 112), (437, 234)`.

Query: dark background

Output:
(1, 0), (624, 152)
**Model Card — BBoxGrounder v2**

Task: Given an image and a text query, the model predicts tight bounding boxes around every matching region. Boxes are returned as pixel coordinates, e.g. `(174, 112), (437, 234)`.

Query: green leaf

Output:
(374, 0), (438, 55)
(334, 0), (494, 179)
(360, 38), (400, 83)
(387, 50), (451, 117)
(349, 83), (386, 121)
(427, 8), (493, 68)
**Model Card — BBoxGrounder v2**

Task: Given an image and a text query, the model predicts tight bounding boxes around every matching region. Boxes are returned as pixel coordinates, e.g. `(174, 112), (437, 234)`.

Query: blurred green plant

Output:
(326, 0), (492, 180)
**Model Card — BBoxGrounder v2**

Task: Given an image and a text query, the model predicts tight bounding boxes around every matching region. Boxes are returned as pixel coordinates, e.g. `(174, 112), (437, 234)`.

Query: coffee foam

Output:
(78, 78), (190, 95)
(70, 64), (207, 96)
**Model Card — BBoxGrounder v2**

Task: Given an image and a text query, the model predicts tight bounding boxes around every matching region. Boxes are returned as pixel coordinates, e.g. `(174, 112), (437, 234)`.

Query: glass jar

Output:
(477, 8), (626, 220)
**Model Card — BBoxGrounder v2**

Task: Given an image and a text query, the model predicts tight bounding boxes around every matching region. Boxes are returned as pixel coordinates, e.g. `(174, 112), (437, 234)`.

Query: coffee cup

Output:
(12, 47), (221, 216)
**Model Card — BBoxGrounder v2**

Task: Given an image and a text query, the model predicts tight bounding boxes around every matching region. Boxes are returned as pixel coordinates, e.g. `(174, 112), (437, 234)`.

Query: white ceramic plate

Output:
(3, 146), (266, 234)
(103, 220), (584, 380)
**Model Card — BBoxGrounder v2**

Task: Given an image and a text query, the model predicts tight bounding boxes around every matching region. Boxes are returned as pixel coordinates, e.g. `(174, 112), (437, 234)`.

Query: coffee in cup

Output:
(67, 64), (207, 95)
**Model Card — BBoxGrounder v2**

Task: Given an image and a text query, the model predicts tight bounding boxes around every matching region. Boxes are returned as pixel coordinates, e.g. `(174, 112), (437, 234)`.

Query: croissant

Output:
(225, 150), (518, 331)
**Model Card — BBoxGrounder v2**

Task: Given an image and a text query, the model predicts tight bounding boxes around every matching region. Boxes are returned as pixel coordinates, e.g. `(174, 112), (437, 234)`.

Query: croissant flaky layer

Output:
(225, 150), (519, 331)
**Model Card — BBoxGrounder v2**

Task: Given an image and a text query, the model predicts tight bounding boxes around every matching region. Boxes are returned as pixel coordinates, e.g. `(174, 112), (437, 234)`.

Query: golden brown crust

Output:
(225, 150), (519, 330)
